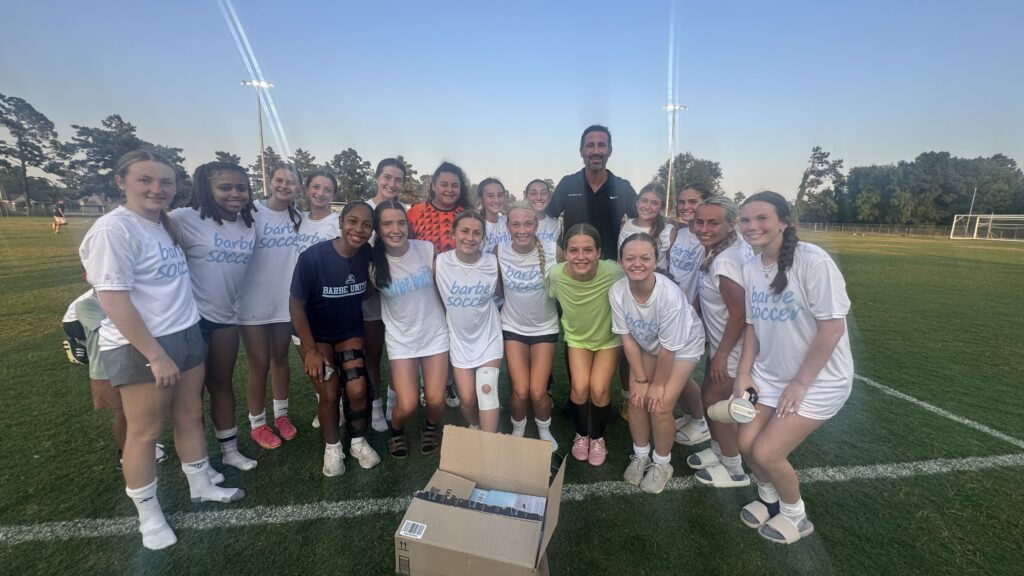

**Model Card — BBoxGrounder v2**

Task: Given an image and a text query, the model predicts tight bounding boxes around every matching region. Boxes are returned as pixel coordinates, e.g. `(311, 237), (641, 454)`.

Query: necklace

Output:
(760, 259), (777, 278)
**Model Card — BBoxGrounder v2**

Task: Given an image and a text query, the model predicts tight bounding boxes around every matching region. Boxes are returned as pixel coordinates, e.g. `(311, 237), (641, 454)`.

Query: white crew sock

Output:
(633, 444), (651, 458)
(272, 399), (289, 420)
(182, 457), (245, 503)
(779, 498), (807, 526)
(248, 410), (267, 429)
(652, 451), (671, 466)
(756, 478), (780, 503)
(535, 418), (557, 451)
(710, 440), (722, 460)
(126, 480), (176, 550)
(216, 427), (257, 471)
(511, 417), (527, 437)
(720, 454), (744, 477)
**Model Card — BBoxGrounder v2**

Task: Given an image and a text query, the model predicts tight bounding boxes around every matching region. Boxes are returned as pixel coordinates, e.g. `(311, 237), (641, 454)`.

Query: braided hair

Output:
(189, 162), (255, 227)
(743, 191), (799, 294)
(269, 164), (303, 232)
(371, 200), (407, 290)
(697, 196), (740, 273)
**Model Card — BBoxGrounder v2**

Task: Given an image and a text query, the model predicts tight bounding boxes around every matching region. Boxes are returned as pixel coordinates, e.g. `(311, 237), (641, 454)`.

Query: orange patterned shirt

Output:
(407, 201), (463, 254)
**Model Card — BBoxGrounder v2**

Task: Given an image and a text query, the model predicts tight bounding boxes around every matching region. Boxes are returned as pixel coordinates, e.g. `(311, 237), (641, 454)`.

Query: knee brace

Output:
(475, 366), (500, 411)
(333, 349), (368, 384)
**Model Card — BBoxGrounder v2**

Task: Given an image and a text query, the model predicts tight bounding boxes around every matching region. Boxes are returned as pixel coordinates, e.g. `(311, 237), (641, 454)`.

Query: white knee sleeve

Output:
(475, 367), (500, 411)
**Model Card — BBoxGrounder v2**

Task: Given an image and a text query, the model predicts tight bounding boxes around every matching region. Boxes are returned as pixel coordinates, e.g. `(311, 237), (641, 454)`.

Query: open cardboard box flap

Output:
(439, 425), (552, 496)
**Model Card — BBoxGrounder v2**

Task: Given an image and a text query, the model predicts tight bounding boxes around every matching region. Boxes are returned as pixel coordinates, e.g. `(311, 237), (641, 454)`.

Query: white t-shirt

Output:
(79, 206), (200, 350)
(742, 242), (853, 406)
(609, 273), (705, 361)
(435, 250), (503, 368)
(297, 210), (339, 253)
(63, 290), (94, 323)
(376, 240), (449, 359)
(170, 208), (255, 324)
(236, 201), (301, 324)
(668, 226), (704, 303)
(698, 240), (754, 377)
(617, 219), (674, 270)
(483, 214), (510, 253)
(536, 214), (561, 258)
(497, 242), (559, 336)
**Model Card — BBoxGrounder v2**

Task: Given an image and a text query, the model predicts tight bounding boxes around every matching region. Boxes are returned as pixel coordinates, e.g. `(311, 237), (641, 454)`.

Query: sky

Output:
(3, 0), (1022, 200)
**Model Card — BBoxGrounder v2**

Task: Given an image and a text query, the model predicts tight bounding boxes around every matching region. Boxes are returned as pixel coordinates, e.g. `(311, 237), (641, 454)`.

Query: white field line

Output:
(2, 453), (1023, 546)
(854, 374), (1024, 450)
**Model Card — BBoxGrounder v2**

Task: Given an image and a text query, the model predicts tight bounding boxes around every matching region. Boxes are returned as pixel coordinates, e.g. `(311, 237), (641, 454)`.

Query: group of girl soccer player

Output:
(77, 149), (852, 550)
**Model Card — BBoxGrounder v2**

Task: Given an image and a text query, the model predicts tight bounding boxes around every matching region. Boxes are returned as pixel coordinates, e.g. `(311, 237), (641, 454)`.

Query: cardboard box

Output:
(394, 426), (565, 576)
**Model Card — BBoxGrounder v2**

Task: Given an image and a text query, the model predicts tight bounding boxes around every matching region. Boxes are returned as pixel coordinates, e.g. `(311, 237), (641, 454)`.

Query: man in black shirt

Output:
(546, 125), (637, 260)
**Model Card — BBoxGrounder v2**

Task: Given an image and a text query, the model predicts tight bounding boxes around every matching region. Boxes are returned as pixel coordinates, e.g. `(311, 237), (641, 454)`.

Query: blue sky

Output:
(3, 0), (1021, 199)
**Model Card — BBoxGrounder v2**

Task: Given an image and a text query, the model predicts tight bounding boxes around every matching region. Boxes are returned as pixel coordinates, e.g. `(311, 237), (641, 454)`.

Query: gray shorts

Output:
(100, 323), (206, 387)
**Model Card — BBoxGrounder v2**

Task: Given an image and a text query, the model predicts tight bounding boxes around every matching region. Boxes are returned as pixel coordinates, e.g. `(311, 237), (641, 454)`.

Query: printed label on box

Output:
(400, 520), (427, 539)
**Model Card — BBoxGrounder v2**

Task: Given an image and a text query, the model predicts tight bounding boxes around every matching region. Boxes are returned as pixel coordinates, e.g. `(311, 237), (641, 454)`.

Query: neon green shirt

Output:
(547, 260), (624, 351)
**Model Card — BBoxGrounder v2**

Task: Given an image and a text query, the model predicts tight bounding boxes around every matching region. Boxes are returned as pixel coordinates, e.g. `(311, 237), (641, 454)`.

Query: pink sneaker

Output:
(571, 434), (590, 461)
(275, 416), (298, 441)
(588, 437), (608, 466)
(251, 424), (282, 449)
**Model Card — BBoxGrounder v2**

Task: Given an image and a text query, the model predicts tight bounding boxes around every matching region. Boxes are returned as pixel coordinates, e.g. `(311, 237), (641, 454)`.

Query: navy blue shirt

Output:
(290, 241), (370, 342)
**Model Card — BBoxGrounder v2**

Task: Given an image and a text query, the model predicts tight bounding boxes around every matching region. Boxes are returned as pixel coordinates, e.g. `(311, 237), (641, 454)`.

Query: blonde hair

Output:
(506, 201), (546, 287)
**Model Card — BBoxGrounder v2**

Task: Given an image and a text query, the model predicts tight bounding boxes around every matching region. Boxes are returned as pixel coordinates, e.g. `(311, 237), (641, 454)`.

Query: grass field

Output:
(1, 217), (1023, 575)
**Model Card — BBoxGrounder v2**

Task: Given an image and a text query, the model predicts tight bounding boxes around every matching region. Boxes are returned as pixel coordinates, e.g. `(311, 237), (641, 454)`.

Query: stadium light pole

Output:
(241, 79), (273, 198)
(663, 103), (688, 217)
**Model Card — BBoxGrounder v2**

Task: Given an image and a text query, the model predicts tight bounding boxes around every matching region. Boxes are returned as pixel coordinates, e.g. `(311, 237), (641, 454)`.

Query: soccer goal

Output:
(949, 214), (1024, 241)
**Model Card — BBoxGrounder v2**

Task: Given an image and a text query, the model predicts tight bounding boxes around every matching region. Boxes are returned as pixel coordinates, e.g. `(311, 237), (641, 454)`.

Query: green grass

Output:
(1, 218), (1022, 575)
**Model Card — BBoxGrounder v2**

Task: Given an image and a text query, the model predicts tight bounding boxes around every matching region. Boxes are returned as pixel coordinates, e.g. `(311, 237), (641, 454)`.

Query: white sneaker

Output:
(640, 461), (674, 494)
(323, 444), (346, 477)
(349, 438), (381, 469)
(371, 399), (388, 432)
(623, 454), (651, 486)
(445, 383), (460, 408)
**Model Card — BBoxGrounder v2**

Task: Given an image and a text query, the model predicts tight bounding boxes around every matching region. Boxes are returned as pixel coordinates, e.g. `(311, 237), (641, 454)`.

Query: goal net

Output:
(949, 214), (1024, 241)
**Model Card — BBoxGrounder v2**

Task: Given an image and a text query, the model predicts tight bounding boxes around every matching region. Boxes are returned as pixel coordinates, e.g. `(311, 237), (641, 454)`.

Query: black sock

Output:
(591, 403), (612, 439)
(570, 400), (590, 437)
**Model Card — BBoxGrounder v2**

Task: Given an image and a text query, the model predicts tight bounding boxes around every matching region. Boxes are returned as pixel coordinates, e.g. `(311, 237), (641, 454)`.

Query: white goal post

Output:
(949, 214), (1024, 241)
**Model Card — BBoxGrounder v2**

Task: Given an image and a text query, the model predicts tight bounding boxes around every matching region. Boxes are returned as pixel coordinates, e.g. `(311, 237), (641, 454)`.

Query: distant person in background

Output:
(237, 164), (304, 450)
(53, 201), (67, 234)
(364, 158), (407, 429)
(734, 191), (853, 545)
(546, 125), (637, 260)
(170, 161), (258, 474)
(80, 150), (243, 551)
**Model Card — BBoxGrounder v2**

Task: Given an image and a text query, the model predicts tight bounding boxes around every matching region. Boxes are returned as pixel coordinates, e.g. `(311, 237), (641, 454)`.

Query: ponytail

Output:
(771, 226), (799, 294)
(287, 204), (302, 233)
(699, 229), (737, 273)
(158, 210), (181, 246)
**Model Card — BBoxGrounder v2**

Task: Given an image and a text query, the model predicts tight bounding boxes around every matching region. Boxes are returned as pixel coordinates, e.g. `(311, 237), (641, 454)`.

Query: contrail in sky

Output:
(217, 0), (293, 159)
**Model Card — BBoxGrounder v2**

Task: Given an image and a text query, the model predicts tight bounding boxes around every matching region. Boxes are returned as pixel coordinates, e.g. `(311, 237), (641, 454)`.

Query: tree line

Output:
(3, 92), (1021, 223)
